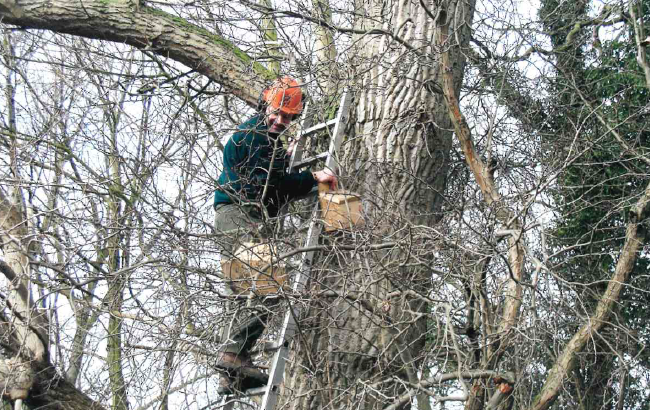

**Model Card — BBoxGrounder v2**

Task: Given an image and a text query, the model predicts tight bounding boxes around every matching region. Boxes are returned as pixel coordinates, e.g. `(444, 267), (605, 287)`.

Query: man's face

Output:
(266, 106), (294, 134)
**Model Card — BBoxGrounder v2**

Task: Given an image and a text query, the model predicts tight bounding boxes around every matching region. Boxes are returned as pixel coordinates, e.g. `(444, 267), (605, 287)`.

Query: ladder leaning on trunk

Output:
(221, 90), (352, 410)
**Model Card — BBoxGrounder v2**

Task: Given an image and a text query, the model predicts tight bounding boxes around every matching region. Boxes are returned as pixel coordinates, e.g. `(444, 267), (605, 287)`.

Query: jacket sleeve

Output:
(247, 134), (316, 203)
(274, 170), (317, 200)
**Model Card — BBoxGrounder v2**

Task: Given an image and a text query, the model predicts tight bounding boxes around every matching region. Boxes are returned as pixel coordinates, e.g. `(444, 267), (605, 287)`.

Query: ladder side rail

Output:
(276, 89), (351, 344)
(300, 118), (337, 138)
(256, 98), (320, 410)
(292, 152), (329, 169)
(288, 101), (313, 171)
(260, 206), (323, 410)
(323, 91), (351, 172)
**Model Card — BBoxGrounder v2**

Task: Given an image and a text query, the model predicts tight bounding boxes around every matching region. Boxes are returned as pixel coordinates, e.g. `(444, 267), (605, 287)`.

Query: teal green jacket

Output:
(214, 115), (316, 217)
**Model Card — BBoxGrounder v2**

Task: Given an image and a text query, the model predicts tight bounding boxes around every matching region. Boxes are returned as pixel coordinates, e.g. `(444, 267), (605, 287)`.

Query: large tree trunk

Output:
(281, 1), (476, 409)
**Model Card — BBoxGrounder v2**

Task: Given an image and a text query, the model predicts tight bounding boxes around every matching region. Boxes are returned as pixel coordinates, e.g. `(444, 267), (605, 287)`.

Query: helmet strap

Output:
(256, 88), (268, 113)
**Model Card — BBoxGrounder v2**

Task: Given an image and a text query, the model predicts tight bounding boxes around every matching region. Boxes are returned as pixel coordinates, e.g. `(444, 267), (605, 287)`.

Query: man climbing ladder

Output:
(213, 76), (336, 394)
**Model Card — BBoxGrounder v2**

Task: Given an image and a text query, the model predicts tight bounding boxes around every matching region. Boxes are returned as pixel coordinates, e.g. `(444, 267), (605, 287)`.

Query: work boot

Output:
(215, 353), (268, 395)
(216, 353), (241, 396)
(239, 355), (268, 390)
(217, 376), (238, 396)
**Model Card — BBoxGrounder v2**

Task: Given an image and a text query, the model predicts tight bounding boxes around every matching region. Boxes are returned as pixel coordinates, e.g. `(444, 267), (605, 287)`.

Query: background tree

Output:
(539, 0), (650, 407)
(463, 0), (650, 408)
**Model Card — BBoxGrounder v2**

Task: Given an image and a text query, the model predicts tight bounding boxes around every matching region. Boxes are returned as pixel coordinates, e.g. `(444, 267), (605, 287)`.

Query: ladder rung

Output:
(240, 386), (268, 397)
(293, 152), (328, 168)
(260, 341), (282, 351)
(300, 119), (337, 137)
(221, 386), (267, 403)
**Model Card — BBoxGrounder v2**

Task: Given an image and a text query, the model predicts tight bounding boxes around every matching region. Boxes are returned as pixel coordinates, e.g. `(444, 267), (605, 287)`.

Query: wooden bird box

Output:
(318, 190), (364, 232)
(221, 242), (287, 295)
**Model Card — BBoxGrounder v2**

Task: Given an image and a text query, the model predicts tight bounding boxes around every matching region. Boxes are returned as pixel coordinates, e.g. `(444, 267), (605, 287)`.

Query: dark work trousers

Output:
(214, 202), (277, 356)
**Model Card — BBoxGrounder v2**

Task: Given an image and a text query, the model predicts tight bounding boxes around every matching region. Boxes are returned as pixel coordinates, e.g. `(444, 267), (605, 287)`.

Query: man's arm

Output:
(248, 133), (338, 203)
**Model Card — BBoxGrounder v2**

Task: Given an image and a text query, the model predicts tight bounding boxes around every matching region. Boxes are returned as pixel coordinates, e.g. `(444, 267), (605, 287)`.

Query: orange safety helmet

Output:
(262, 76), (303, 115)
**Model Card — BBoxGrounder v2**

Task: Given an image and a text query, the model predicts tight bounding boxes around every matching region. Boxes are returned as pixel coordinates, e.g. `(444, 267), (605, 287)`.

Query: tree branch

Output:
(0, 0), (273, 105)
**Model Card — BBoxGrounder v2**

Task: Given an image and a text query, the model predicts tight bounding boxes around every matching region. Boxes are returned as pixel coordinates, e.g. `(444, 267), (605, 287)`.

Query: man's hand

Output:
(312, 169), (338, 190)
(286, 137), (299, 155)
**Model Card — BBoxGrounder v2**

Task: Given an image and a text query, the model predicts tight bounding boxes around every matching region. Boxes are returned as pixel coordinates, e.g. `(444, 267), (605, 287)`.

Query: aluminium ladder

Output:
(222, 90), (352, 410)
